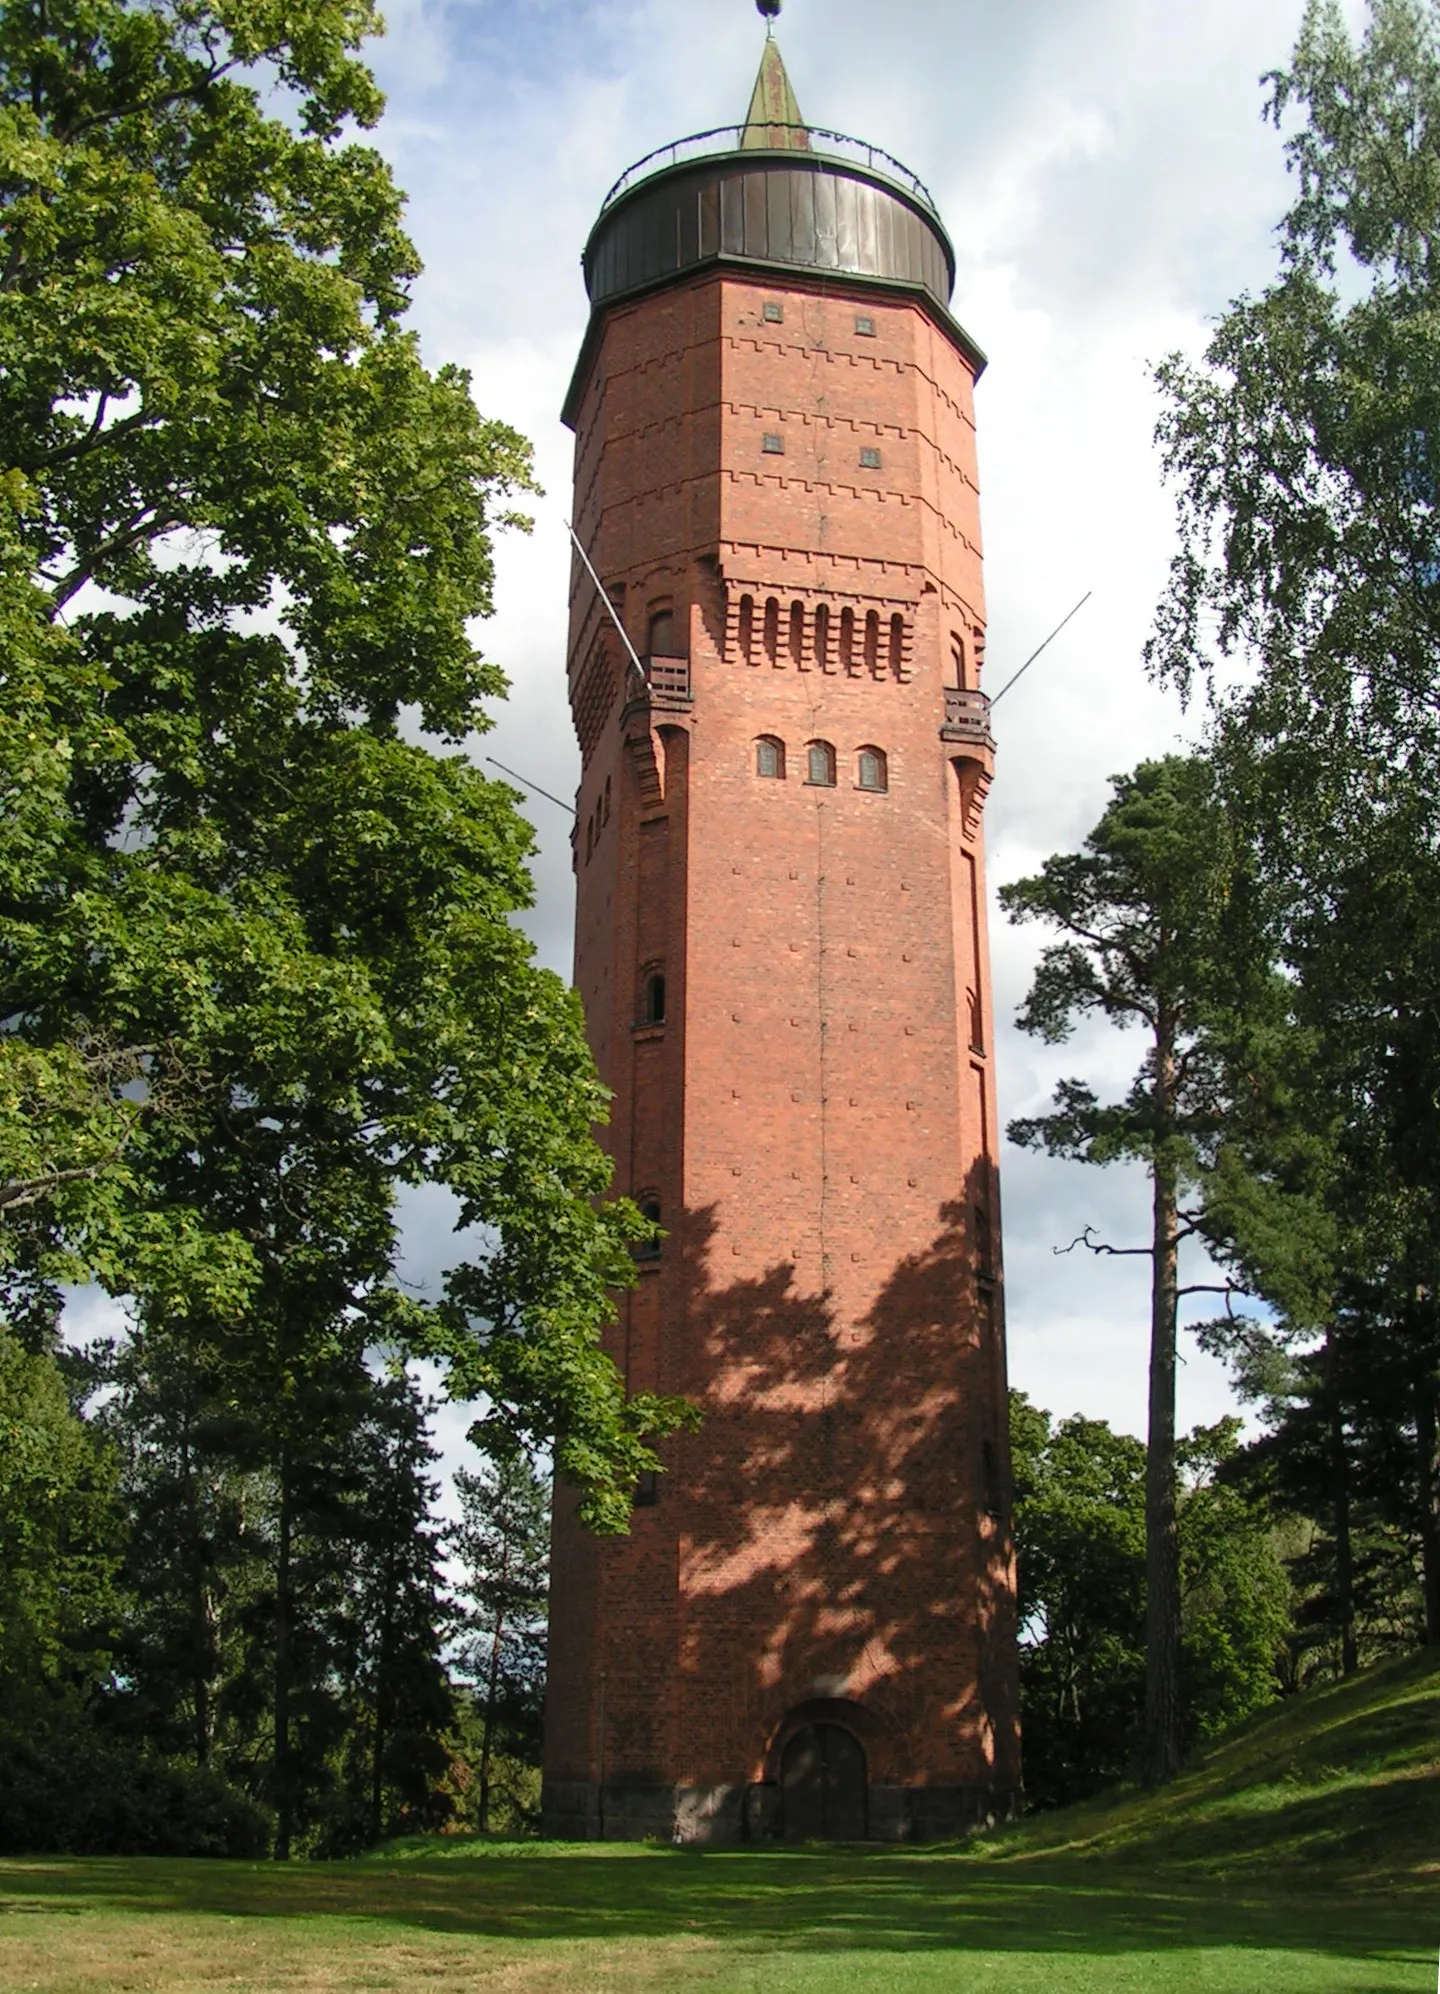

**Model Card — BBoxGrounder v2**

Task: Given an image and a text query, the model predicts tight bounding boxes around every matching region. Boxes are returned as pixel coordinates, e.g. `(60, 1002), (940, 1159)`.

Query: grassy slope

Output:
(973, 1644), (1440, 1895)
(0, 1652), (1436, 1993)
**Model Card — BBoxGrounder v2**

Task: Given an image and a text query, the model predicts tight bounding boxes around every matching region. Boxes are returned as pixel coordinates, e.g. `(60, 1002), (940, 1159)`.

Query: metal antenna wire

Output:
(989, 591), (1093, 707)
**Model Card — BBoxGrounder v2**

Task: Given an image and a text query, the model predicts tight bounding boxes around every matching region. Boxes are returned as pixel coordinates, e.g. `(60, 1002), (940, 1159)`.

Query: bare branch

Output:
(1055, 1224), (1152, 1260)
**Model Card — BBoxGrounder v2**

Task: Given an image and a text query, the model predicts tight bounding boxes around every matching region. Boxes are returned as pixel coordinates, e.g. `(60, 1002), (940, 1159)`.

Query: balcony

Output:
(941, 686), (993, 747)
(644, 653), (692, 705)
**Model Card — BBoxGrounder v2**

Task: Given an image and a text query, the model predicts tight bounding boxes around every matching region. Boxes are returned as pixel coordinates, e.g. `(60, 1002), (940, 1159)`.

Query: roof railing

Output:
(598, 123), (940, 218)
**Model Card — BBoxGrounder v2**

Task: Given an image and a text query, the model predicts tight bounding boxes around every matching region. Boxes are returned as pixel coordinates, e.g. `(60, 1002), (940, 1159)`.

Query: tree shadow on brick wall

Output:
(657, 1151), (1020, 1807)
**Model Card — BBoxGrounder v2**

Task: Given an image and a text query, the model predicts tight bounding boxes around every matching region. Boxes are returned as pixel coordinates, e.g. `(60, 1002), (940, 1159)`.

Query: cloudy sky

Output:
(342, 0), (1343, 1464)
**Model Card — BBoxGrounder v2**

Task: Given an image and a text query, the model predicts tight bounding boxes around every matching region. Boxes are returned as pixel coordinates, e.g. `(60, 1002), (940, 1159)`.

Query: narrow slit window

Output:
(739, 593), (755, 663)
(976, 1205), (994, 1276)
(857, 746), (887, 793)
(756, 735), (785, 779)
(889, 613), (905, 678)
(643, 972), (666, 1026)
(864, 610), (880, 676)
(788, 600), (805, 667)
(814, 603), (831, 671)
(634, 1197), (662, 1262)
(806, 740), (837, 787)
(763, 596), (780, 667)
(950, 631), (967, 689)
(839, 607), (855, 674)
(603, 774), (612, 824)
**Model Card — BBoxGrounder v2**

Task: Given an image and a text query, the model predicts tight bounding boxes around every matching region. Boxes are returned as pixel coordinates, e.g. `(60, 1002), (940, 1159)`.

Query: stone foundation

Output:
(541, 1780), (1022, 1845)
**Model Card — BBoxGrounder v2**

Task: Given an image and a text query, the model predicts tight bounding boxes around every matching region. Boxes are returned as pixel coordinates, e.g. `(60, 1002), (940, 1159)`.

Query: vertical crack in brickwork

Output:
(814, 784), (830, 1415)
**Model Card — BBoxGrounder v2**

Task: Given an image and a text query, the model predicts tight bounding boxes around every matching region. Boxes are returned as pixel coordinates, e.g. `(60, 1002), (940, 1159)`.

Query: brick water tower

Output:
(542, 7), (1022, 1843)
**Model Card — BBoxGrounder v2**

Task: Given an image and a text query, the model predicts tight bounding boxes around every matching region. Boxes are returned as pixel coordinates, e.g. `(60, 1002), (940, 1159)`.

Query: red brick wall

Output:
(546, 265), (1020, 1827)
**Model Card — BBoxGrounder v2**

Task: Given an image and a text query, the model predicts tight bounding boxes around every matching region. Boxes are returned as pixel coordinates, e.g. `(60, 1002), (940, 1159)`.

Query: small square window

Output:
(859, 446), (882, 469)
(762, 433), (785, 455)
(762, 301), (784, 323)
(855, 314), (876, 336)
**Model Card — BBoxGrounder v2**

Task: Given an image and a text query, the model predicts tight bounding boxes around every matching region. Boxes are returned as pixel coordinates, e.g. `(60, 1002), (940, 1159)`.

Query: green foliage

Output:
(1000, 754), (1254, 1182)
(1150, 0), (1440, 1645)
(0, 0), (691, 1538)
(452, 1451), (550, 1835)
(0, 1325), (119, 1685)
(1009, 1396), (1146, 1807)
(88, 1322), (462, 1857)
(0, 1697), (272, 1857)
(1001, 754), (1281, 1783)
(1175, 1418), (1293, 1740)
(1011, 1392), (1289, 1809)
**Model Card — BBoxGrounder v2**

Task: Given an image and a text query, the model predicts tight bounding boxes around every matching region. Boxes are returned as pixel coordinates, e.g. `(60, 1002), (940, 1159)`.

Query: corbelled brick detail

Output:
(546, 266), (1021, 1843)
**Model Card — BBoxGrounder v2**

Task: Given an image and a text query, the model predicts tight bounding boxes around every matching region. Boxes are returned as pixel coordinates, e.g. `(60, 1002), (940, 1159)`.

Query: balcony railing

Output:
(645, 653), (692, 701)
(941, 686), (993, 745)
(598, 124), (939, 219)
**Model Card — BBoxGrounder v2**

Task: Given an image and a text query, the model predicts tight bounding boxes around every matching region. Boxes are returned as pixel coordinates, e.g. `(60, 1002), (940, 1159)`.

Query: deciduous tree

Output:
(0, 0), (688, 1542)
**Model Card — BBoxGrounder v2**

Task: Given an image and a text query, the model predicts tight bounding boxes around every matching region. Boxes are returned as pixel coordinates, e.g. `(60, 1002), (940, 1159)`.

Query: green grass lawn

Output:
(2, 1652), (1437, 1992)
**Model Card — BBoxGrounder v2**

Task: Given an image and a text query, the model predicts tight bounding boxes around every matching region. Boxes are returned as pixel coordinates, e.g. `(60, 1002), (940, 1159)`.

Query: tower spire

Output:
(741, 27), (809, 151)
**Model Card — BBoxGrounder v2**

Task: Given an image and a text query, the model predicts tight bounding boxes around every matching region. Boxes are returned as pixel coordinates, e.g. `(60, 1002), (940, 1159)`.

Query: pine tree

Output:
(453, 1454), (549, 1835)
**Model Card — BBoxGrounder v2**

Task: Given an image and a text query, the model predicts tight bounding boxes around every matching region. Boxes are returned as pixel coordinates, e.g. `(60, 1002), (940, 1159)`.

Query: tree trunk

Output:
(273, 1449), (294, 1862)
(1324, 1327), (1357, 1677)
(182, 1429), (218, 1766)
(478, 1536), (511, 1837)
(369, 1551), (397, 1849)
(1143, 1010), (1182, 1786)
(1412, 1358), (1440, 1646)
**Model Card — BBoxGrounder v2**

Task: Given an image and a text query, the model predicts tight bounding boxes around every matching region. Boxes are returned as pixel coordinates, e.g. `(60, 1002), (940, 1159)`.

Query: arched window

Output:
(763, 596), (780, 667)
(634, 1195), (662, 1262)
(806, 740), (836, 787)
(864, 609), (880, 676)
(647, 607), (678, 657)
(949, 630), (967, 689)
(889, 614), (905, 678)
(857, 746), (887, 793)
(739, 593), (755, 663)
(788, 600), (805, 667)
(839, 607), (855, 674)
(814, 602), (831, 671)
(642, 971), (666, 1026)
(755, 735), (785, 779)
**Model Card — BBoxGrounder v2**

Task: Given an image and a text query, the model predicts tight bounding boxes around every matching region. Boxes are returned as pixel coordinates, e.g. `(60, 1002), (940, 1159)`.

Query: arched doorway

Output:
(780, 1722), (867, 1841)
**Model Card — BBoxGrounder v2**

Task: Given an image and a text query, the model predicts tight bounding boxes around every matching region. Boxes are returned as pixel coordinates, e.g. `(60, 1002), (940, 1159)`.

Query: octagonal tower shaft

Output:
(544, 64), (1021, 1846)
